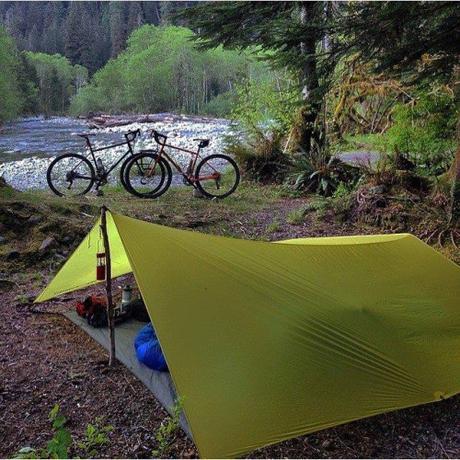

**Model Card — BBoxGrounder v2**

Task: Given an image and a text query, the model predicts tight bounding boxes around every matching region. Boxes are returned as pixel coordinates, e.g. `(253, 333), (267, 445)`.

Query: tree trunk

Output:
(286, 2), (321, 154)
(100, 205), (116, 366)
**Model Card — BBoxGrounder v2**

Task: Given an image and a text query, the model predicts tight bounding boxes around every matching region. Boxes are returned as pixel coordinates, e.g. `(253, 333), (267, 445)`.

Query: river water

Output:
(0, 116), (233, 190)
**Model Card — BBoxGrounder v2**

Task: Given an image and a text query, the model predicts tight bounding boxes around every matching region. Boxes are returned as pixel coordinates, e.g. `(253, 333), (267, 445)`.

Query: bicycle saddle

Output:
(194, 138), (210, 148)
(77, 132), (95, 138)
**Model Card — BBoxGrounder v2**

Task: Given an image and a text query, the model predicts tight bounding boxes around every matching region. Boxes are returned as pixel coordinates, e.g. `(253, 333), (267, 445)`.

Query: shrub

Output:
(231, 69), (300, 135)
(201, 92), (235, 118)
(15, 404), (72, 459)
(286, 208), (305, 225)
(15, 405), (113, 459)
(152, 398), (184, 458)
(286, 142), (361, 196)
(383, 85), (457, 175)
(76, 417), (113, 458)
(225, 129), (291, 184)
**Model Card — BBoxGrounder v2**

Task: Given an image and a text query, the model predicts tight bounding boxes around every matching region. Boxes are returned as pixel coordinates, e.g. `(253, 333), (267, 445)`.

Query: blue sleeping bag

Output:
(134, 323), (168, 371)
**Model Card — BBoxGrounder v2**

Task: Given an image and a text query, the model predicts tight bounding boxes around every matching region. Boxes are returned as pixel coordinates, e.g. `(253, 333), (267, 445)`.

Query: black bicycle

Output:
(46, 129), (144, 196)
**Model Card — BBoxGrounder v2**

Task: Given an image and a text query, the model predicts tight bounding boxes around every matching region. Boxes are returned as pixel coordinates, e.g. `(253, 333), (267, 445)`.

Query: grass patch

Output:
(286, 208), (305, 225)
(266, 219), (281, 233)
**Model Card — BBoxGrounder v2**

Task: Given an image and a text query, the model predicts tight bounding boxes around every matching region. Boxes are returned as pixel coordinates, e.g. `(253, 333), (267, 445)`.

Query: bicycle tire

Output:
(47, 153), (95, 197)
(195, 154), (240, 199)
(120, 149), (159, 190)
(124, 152), (172, 198)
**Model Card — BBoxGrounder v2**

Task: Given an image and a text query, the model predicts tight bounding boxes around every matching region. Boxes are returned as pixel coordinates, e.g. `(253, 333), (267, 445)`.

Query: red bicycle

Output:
(124, 129), (240, 199)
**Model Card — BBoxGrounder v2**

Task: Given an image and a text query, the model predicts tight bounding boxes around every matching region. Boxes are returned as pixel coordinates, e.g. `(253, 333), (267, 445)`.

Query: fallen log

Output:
(86, 112), (230, 129)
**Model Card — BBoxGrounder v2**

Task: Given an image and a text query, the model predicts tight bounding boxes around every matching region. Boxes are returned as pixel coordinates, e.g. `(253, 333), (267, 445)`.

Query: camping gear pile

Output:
(75, 295), (108, 327)
(36, 211), (460, 458)
(75, 285), (146, 328)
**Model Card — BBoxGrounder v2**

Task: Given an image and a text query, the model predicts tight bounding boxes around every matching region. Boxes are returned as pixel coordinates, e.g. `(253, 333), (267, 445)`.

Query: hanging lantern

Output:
(96, 252), (106, 281)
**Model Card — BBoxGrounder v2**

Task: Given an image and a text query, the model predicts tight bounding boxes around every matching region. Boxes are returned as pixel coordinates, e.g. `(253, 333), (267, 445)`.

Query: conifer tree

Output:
(182, 1), (338, 154)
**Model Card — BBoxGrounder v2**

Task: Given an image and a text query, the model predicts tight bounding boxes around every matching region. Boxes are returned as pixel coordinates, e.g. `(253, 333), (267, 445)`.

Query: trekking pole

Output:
(100, 205), (116, 366)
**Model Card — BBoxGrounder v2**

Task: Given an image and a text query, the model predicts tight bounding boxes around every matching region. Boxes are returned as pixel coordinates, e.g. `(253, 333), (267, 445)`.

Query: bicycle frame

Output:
(83, 135), (137, 178)
(149, 139), (220, 183)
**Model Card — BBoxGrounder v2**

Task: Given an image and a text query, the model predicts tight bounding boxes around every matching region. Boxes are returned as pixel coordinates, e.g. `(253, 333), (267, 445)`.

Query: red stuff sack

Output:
(76, 300), (86, 317)
(75, 296), (107, 327)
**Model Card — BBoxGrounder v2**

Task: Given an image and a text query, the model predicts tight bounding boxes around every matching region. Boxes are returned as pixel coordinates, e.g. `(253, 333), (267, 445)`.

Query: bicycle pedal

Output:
(96, 189), (104, 197)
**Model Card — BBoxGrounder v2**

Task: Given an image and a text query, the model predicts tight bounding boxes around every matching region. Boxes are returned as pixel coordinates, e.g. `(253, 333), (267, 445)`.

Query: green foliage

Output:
(70, 25), (259, 116)
(231, 67), (300, 134)
(286, 209), (305, 225)
(383, 87), (457, 175)
(25, 52), (88, 116)
(76, 417), (113, 458)
(15, 404), (72, 459)
(0, 2), (190, 72)
(0, 26), (23, 122)
(341, 2), (459, 83)
(152, 397), (184, 458)
(15, 405), (113, 459)
(286, 144), (361, 197)
(266, 219), (281, 233)
(225, 129), (291, 184)
(46, 404), (72, 459)
(201, 91), (235, 118)
(332, 182), (353, 199)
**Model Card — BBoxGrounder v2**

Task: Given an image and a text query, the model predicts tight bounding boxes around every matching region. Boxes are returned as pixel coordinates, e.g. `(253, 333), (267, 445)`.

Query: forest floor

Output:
(1, 181), (459, 458)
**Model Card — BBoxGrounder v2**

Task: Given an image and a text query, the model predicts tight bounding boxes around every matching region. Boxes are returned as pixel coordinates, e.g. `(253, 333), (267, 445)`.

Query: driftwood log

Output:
(86, 112), (227, 129)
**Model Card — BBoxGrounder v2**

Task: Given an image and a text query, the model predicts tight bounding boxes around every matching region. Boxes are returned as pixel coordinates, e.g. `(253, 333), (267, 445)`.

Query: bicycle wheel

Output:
(195, 154), (240, 199)
(47, 153), (95, 197)
(124, 152), (172, 198)
(120, 148), (159, 190)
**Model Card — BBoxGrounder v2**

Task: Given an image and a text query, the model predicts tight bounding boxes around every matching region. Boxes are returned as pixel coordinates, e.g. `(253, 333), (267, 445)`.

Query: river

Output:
(0, 116), (234, 190)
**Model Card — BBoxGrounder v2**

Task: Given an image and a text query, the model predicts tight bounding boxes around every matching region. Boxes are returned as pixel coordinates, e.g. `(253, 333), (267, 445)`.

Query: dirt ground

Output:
(1, 186), (459, 458)
(1, 277), (459, 459)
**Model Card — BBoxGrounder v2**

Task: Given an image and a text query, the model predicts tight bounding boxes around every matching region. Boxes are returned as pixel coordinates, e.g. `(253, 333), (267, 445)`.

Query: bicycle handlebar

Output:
(151, 129), (167, 145)
(124, 129), (141, 142)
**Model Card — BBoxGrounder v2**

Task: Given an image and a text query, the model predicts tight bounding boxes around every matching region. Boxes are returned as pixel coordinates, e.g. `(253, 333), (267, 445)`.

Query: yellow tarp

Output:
(36, 212), (460, 458)
(35, 212), (131, 302)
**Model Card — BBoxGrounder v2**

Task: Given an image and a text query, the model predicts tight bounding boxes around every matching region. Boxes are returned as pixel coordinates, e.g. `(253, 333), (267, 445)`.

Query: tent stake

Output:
(100, 205), (115, 366)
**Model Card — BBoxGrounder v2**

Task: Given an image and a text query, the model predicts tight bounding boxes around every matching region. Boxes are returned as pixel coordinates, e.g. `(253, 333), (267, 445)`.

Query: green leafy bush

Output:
(15, 405), (113, 459)
(77, 417), (113, 457)
(152, 397), (184, 458)
(231, 67), (300, 134)
(226, 129), (291, 184)
(286, 142), (361, 197)
(15, 404), (72, 459)
(201, 91), (236, 118)
(383, 86), (457, 175)
(0, 27), (37, 122)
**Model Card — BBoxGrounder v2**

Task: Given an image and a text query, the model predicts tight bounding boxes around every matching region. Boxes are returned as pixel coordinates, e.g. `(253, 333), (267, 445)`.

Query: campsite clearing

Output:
(1, 184), (459, 458)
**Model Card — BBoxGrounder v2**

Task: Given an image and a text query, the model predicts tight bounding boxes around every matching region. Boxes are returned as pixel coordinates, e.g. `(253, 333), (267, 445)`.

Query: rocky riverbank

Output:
(0, 114), (236, 191)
